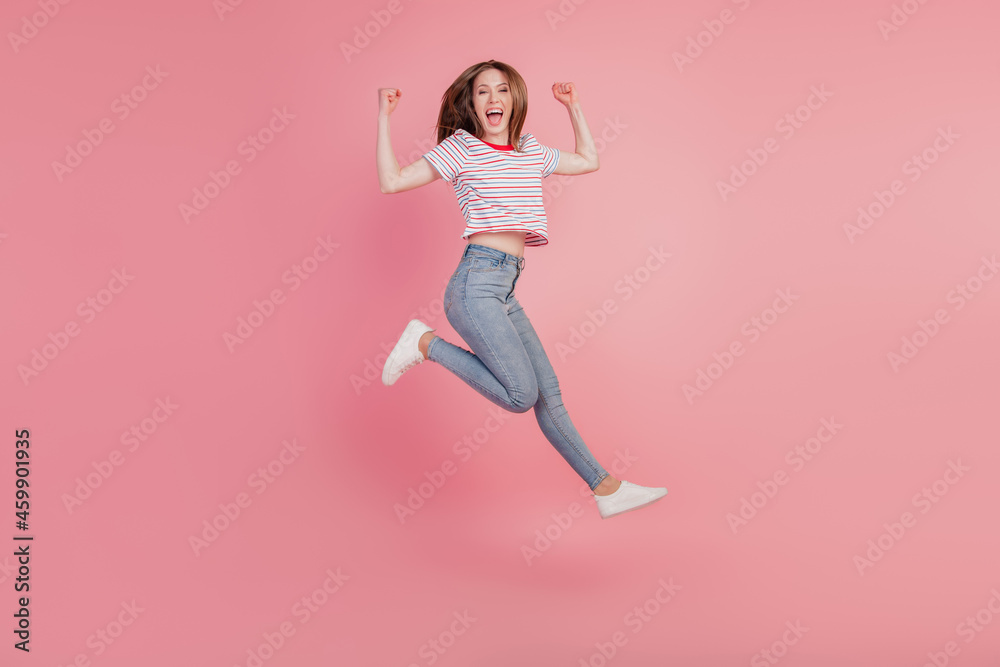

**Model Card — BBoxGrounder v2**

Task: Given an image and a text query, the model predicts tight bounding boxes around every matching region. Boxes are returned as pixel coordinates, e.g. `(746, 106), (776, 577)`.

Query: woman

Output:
(374, 59), (666, 519)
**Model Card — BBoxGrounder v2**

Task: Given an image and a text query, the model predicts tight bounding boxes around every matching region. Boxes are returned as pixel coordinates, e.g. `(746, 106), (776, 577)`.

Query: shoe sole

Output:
(599, 491), (667, 519)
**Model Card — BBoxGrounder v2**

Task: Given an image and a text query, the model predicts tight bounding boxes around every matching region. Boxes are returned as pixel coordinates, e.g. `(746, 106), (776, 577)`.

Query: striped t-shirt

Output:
(422, 128), (561, 247)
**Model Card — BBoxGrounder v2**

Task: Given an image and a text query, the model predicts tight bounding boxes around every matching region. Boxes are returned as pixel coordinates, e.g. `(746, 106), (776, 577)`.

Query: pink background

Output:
(2, 0), (999, 664)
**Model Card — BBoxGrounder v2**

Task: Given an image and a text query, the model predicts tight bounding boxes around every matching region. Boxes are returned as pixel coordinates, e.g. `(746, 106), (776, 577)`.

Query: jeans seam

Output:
(446, 265), (473, 315)
(506, 264), (520, 301)
(459, 268), (522, 407)
(537, 387), (604, 486)
(591, 473), (609, 491)
(445, 360), (519, 409)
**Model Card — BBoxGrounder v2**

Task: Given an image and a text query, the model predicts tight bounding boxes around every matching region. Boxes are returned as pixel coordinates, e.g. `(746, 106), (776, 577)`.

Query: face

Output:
(472, 68), (511, 143)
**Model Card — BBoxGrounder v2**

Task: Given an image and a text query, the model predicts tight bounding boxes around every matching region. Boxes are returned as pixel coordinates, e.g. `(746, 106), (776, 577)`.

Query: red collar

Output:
(479, 137), (513, 151)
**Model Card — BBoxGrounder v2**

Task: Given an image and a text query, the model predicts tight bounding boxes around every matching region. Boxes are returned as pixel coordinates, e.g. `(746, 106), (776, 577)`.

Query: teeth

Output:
(487, 109), (502, 115)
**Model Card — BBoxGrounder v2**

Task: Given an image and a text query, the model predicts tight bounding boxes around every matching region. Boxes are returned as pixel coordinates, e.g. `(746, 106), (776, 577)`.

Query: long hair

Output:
(433, 60), (529, 153)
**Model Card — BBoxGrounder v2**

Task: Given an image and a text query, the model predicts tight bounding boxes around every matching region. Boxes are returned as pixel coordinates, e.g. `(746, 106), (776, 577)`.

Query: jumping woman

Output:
(375, 59), (667, 519)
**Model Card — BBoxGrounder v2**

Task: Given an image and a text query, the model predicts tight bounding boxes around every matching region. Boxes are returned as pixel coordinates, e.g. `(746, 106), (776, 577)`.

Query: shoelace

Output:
(398, 354), (423, 374)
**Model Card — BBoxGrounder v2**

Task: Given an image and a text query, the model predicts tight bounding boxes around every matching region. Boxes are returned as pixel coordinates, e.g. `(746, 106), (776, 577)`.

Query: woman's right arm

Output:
(376, 87), (440, 194)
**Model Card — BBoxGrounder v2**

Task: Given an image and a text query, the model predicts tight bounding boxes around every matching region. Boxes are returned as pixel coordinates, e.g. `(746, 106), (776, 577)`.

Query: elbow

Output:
(379, 179), (396, 194)
(587, 158), (600, 174)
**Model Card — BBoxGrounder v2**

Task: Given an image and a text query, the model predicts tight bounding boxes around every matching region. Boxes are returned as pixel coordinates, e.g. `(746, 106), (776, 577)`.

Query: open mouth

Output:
(486, 108), (503, 126)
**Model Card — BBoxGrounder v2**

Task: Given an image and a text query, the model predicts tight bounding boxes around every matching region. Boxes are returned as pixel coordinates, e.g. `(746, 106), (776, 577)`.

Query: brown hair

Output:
(433, 60), (528, 152)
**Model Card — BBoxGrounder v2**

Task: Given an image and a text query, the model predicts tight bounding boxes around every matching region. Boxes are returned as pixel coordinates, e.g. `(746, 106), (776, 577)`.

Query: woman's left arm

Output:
(551, 82), (599, 175)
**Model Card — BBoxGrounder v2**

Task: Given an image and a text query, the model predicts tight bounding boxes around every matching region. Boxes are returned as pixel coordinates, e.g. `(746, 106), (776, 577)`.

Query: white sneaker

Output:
(594, 480), (668, 519)
(382, 319), (435, 386)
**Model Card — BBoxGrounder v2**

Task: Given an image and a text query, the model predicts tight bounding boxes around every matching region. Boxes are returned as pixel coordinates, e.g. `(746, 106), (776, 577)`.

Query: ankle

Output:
(593, 476), (622, 496)
(419, 332), (435, 360)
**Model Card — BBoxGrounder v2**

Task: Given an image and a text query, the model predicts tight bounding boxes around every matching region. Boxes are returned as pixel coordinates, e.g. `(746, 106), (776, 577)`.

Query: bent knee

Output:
(510, 384), (538, 413)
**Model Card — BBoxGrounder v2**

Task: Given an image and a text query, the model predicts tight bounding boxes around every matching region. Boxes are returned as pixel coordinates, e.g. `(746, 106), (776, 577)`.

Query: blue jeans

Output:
(427, 243), (610, 491)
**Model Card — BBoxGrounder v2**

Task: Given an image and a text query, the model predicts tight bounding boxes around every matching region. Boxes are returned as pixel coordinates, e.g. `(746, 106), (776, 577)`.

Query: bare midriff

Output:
(466, 230), (527, 258)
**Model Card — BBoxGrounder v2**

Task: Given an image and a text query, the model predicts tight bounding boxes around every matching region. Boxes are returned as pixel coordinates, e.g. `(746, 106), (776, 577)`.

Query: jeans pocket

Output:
(469, 256), (502, 272)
